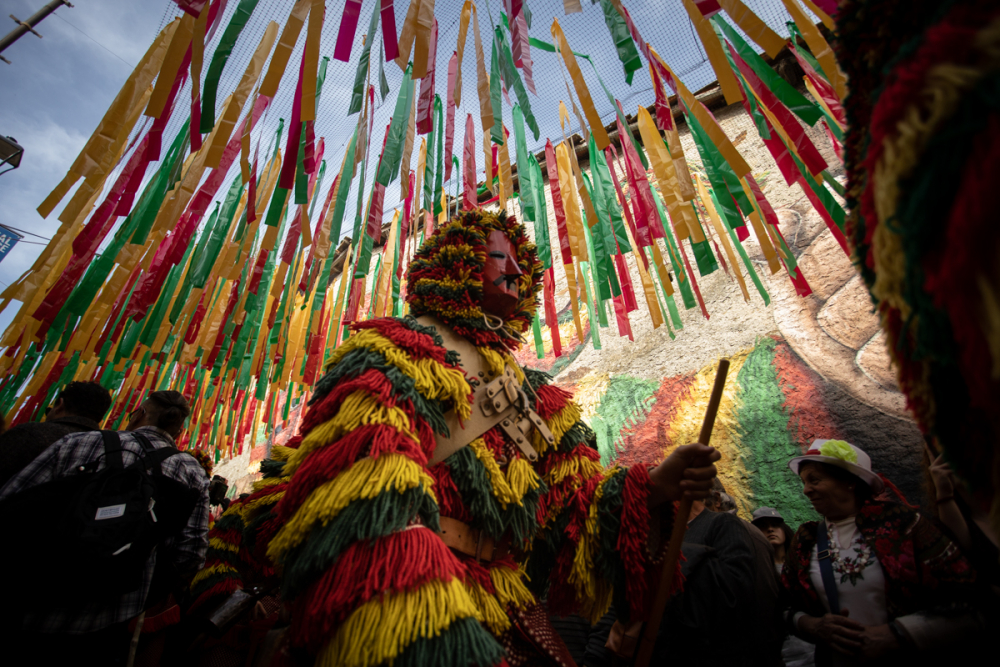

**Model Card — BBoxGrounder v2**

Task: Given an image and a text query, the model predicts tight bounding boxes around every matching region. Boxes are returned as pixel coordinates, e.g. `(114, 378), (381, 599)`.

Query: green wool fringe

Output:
(280, 485), (440, 599)
(393, 616), (506, 667)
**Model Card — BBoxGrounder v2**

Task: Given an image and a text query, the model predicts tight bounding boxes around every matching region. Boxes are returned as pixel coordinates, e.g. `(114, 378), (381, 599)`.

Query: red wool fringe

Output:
(277, 424), (425, 521)
(353, 317), (455, 365)
(620, 466), (652, 620)
(427, 463), (473, 523)
(290, 528), (467, 649)
(533, 384), (573, 420)
(300, 370), (400, 435)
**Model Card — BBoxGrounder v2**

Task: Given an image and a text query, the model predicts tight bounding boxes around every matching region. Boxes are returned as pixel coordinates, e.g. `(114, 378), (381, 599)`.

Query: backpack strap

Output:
(101, 430), (125, 470)
(815, 520), (841, 615)
(131, 431), (181, 476)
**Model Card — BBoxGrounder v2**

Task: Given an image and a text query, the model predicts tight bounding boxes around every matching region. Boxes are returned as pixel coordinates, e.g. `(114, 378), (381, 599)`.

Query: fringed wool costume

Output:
(836, 0), (1000, 522)
(192, 210), (671, 666)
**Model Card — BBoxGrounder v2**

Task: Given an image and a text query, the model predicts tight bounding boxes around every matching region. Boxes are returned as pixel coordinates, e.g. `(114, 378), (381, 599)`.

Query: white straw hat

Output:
(788, 439), (884, 494)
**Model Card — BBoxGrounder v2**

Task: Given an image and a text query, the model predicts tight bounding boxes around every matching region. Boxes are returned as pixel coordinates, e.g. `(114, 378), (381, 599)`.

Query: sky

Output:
(0, 0), (803, 338)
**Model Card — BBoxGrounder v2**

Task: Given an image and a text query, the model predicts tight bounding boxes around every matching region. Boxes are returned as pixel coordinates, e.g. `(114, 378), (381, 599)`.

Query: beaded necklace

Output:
(826, 520), (874, 585)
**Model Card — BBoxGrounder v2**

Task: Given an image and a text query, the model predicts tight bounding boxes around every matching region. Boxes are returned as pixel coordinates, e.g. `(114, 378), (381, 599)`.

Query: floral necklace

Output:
(826, 520), (875, 586)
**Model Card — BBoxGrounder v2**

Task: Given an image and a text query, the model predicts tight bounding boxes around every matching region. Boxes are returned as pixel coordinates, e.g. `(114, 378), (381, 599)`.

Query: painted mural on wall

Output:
(519, 194), (928, 531)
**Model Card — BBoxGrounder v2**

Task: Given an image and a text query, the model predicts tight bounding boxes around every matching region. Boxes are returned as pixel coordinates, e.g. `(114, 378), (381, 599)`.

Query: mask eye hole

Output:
(488, 251), (507, 260)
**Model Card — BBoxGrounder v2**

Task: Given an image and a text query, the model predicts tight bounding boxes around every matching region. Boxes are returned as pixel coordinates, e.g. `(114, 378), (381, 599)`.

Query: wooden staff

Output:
(633, 358), (730, 667)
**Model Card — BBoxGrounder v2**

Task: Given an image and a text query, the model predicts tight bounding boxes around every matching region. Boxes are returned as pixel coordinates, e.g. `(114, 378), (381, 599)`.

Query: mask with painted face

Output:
(481, 230), (524, 320)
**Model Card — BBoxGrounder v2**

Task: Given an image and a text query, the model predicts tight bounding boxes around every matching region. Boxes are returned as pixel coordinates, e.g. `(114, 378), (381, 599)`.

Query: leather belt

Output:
(437, 516), (511, 562)
(416, 315), (554, 466)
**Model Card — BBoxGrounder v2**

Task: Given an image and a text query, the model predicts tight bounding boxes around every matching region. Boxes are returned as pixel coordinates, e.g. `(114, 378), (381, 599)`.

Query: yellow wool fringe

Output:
(242, 489), (286, 515)
(286, 390), (419, 475)
(251, 476), (285, 492)
(190, 562), (239, 588)
(323, 329), (471, 417)
(469, 437), (518, 508)
(271, 444), (296, 461)
(474, 348), (527, 387)
(544, 453), (604, 487)
(569, 472), (612, 615)
(209, 537), (241, 555)
(534, 403), (583, 455)
(489, 562), (535, 611)
(505, 455), (541, 501)
(268, 453), (436, 561)
(316, 578), (480, 667)
(869, 39), (1000, 431)
(465, 578), (511, 634)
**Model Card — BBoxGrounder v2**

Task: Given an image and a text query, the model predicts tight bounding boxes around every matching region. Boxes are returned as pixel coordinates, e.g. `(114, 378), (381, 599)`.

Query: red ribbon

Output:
(543, 267), (563, 356)
(544, 140), (573, 266)
(651, 65), (675, 133)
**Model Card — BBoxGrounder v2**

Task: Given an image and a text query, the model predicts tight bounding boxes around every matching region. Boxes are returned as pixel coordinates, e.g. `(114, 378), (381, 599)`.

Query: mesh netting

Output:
(122, 0), (817, 250)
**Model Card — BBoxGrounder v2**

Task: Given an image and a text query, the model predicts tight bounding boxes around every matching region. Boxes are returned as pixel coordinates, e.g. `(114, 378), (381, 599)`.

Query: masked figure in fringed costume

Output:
(835, 0), (1000, 536)
(190, 209), (719, 667)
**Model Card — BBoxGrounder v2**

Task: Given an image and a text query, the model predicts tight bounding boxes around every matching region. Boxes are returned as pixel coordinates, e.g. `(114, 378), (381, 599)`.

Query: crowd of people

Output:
(0, 380), (995, 666)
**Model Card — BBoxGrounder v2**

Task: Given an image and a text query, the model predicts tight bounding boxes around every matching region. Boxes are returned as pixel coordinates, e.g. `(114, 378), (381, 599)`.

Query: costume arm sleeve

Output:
(265, 319), (505, 667)
(526, 379), (669, 625)
(894, 610), (986, 650)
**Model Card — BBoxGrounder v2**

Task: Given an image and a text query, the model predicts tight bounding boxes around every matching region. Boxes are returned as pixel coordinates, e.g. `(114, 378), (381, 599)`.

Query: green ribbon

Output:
(581, 169), (621, 302)
(528, 154), (551, 269)
(131, 122), (190, 244)
(581, 215), (610, 328)
(512, 105), (534, 222)
(490, 39), (505, 145)
(711, 15), (821, 127)
(495, 26), (539, 140)
(377, 66), (414, 186)
(349, 1), (381, 115)
(378, 46), (390, 102)
(433, 95), (445, 216)
(201, 0), (261, 133)
(592, 140), (631, 253)
(683, 102), (752, 225)
(294, 126), (309, 204)
(708, 186), (770, 305)
(650, 187), (696, 311)
(191, 176), (245, 287)
(329, 128), (358, 247)
(531, 311), (545, 359)
(599, 0), (641, 85)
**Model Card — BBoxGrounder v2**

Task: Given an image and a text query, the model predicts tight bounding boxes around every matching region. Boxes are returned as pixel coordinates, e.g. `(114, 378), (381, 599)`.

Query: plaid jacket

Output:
(0, 426), (210, 634)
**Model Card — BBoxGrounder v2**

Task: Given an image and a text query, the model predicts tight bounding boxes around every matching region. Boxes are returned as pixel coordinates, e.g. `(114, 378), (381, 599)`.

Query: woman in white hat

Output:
(782, 439), (983, 666)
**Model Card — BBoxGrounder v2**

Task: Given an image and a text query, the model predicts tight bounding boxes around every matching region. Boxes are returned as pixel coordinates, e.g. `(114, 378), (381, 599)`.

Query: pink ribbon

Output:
(726, 42), (827, 177)
(381, 0), (399, 61)
(444, 51), (458, 180)
(334, 0), (363, 62)
(544, 140), (573, 266)
(280, 48), (307, 189)
(416, 18), (439, 133)
(463, 113), (477, 210)
(543, 267), (563, 356)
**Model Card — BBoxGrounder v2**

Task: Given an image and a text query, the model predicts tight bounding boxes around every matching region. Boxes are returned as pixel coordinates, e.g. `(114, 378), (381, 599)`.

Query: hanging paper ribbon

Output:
(551, 19), (610, 150)
(348, 2), (381, 115)
(444, 52), (458, 180)
(200, 0), (259, 132)
(334, 0), (363, 62)
(463, 113), (477, 210)
(416, 18), (439, 133)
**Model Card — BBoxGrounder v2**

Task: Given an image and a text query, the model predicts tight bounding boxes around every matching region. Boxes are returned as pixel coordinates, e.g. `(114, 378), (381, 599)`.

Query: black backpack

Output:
(2, 430), (200, 608)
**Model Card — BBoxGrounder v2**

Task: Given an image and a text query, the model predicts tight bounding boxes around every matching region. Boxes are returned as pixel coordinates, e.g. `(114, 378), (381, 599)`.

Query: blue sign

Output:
(0, 225), (22, 265)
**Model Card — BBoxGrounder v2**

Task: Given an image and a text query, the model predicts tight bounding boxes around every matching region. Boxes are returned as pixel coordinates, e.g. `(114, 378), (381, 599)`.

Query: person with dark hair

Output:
(0, 380), (113, 487)
(0, 390), (209, 664)
(784, 439), (984, 665)
(752, 506), (795, 572)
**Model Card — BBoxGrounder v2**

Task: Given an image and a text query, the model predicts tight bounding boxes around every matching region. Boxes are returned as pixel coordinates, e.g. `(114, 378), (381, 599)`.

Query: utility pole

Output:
(0, 0), (74, 65)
